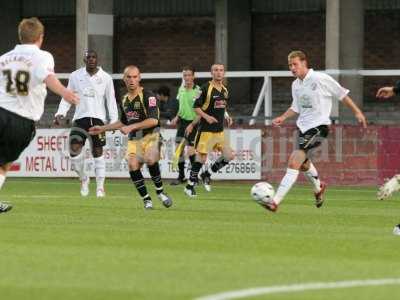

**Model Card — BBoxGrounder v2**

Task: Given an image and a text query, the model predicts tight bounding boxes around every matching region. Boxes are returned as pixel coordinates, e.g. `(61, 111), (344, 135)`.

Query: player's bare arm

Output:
(120, 118), (158, 135)
(224, 111), (233, 127)
(89, 121), (124, 135)
(44, 74), (79, 105)
(185, 115), (201, 136)
(194, 107), (217, 124)
(342, 96), (367, 128)
(376, 86), (395, 99)
(272, 108), (298, 126)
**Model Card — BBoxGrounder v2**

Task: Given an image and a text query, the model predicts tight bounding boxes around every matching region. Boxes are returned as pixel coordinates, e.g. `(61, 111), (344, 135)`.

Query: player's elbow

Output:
(148, 118), (158, 127)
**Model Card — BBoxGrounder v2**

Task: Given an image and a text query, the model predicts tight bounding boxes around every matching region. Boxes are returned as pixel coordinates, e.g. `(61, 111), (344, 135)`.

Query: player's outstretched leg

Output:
(130, 169), (153, 209)
(378, 174), (400, 200)
(148, 162), (172, 208)
(301, 161), (327, 208)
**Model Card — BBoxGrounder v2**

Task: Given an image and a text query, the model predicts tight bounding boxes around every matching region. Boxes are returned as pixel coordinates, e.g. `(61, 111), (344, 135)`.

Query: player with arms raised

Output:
(0, 17), (79, 213)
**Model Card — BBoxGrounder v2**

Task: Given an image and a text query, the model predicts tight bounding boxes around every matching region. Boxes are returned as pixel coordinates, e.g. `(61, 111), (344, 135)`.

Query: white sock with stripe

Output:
(303, 162), (321, 193)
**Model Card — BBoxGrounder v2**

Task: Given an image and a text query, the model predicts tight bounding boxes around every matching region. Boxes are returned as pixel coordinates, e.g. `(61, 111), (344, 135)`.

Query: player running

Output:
(89, 65), (172, 209)
(0, 17), (79, 213)
(54, 50), (118, 198)
(262, 50), (367, 212)
(184, 63), (234, 197)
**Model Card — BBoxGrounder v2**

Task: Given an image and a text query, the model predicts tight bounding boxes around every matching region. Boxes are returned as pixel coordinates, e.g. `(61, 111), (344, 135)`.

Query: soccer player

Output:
(376, 83), (400, 200)
(0, 17), (79, 213)
(88, 65), (172, 209)
(170, 66), (201, 185)
(184, 63), (234, 197)
(262, 50), (367, 212)
(54, 50), (118, 198)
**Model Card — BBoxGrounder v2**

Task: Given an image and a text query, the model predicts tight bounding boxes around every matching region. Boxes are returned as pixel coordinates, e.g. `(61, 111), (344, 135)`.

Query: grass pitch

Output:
(0, 178), (399, 300)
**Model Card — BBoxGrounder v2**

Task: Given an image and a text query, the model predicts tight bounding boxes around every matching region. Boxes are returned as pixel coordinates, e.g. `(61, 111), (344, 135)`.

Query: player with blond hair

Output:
(262, 50), (366, 212)
(0, 17), (79, 213)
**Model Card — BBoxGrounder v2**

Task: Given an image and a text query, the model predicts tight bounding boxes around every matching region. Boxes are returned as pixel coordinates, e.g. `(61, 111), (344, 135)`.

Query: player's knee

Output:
(300, 160), (310, 172)
(92, 147), (103, 158)
(144, 156), (158, 166)
(128, 159), (140, 171)
(197, 154), (207, 164)
(70, 143), (83, 157)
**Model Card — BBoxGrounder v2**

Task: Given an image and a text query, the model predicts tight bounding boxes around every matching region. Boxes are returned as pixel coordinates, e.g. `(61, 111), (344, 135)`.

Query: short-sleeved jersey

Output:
(0, 44), (55, 121)
(120, 88), (160, 139)
(290, 69), (349, 133)
(194, 81), (228, 132)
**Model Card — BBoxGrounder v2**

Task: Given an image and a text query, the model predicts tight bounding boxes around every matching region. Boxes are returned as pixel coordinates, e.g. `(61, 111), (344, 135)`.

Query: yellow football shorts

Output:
(126, 132), (160, 158)
(195, 131), (227, 154)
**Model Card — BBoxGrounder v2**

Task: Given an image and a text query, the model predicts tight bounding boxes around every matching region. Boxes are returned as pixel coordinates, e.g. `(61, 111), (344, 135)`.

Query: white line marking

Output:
(195, 278), (400, 300)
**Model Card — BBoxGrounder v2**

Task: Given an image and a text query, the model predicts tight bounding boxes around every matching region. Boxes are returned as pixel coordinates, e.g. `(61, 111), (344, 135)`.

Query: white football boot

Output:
(96, 188), (105, 198)
(80, 176), (90, 197)
(377, 174), (400, 200)
(157, 192), (173, 208)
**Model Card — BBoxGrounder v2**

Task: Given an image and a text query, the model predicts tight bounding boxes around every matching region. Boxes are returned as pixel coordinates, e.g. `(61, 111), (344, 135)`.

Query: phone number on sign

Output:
(222, 162), (257, 174)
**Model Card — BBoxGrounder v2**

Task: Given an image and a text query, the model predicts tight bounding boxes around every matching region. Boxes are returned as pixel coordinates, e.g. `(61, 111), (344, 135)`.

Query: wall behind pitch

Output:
(115, 17), (215, 73)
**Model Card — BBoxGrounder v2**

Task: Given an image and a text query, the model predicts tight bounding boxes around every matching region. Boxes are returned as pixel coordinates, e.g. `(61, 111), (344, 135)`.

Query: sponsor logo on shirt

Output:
(214, 100), (226, 109)
(148, 96), (157, 107)
(134, 101), (141, 109)
(300, 95), (313, 108)
(310, 82), (317, 91)
(126, 111), (140, 120)
(83, 87), (95, 98)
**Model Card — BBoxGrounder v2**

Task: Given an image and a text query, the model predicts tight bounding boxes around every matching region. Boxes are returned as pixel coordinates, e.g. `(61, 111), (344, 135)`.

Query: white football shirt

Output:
(0, 44), (55, 121)
(290, 69), (349, 133)
(55, 67), (118, 123)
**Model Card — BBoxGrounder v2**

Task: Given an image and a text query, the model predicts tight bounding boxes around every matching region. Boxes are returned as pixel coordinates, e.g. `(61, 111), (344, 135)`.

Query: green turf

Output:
(0, 178), (399, 300)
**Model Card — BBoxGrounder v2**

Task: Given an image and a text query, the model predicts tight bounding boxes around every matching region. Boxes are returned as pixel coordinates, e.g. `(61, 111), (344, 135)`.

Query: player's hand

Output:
(62, 89), (80, 105)
(53, 114), (64, 126)
(225, 116), (233, 127)
(205, 115), (218, 124)
(355, 111), (367, 128)
(272, 116), (285, 127)
(120, 125), (133, 135)
(185, 123), (194, 136)
(171, 116), (179, 126)
(88, 125), (104, 135)
(376, 87), (395, 99)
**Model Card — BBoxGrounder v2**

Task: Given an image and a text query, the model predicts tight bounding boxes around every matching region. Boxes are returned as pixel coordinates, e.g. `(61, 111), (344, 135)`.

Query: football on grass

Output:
(251, 182), (275, 204)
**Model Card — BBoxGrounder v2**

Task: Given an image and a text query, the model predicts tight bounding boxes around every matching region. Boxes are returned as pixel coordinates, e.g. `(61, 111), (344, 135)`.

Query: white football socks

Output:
(303, 162), (321, 193)
(0, 174), (5, 190)
(94, 156), (106, 190)
(70, 153), (86, 180)
(273, 168), (299, 205)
